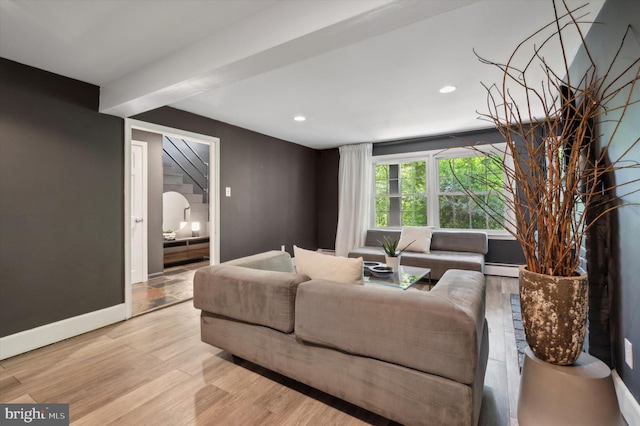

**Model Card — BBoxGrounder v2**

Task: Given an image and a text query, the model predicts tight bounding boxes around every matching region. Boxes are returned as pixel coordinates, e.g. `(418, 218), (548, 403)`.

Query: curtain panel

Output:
(335, 143), (372, 257)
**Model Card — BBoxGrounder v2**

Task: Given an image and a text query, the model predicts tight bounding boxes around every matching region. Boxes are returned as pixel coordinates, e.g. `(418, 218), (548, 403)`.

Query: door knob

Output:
(135, 217), (144, 223)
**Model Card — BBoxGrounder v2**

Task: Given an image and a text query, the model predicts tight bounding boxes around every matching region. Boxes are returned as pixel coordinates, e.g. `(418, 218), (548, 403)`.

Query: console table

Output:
(163, 236), (210, 267)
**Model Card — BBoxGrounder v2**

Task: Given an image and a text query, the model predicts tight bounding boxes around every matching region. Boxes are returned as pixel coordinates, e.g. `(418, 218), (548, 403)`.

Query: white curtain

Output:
(335, 143), (373, 257)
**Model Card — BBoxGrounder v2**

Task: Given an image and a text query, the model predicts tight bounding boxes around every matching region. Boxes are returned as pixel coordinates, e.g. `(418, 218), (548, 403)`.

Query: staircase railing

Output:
(163, 137), (209, 204)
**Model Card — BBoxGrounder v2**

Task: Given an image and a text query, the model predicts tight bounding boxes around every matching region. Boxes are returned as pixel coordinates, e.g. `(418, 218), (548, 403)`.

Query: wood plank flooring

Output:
(0, 275), (520, 425)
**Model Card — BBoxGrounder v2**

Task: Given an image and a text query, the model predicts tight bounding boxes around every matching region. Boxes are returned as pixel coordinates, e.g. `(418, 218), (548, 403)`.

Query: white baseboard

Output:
(0, 304), (126, 360)
(613, 369), (640, 426)
(485, 264), (520, 277)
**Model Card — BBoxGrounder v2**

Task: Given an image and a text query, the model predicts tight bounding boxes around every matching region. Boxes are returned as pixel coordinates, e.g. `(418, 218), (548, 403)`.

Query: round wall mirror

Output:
(162, 191), (190, 232)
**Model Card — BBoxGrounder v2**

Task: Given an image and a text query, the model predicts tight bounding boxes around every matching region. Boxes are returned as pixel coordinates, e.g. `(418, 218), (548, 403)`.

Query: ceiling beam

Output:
(99, 0), (474, 118)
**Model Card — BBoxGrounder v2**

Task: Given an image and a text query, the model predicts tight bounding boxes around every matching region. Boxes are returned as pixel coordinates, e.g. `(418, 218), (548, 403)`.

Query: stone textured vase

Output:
(519, 265), (588, 365)
(385, 255), (400, 272)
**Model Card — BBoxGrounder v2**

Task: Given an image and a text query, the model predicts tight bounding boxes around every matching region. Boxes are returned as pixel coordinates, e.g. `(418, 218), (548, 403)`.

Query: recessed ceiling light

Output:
(293, 115), (306, 122)
(439, 86), (457, 94)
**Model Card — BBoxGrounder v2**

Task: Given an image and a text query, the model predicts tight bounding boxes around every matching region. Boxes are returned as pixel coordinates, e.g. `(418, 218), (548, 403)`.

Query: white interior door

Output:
(131, 141), (148, 284)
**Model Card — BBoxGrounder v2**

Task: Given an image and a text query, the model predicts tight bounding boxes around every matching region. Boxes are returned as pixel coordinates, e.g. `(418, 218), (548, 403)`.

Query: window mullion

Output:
(427, 154), (438, 228)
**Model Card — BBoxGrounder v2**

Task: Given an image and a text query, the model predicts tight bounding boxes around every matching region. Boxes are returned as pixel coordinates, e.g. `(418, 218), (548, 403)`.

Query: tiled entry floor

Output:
(132, 260), (210, 316)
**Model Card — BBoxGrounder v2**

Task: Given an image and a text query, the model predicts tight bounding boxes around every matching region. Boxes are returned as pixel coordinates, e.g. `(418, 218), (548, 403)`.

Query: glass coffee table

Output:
(364, 265), (431, 290)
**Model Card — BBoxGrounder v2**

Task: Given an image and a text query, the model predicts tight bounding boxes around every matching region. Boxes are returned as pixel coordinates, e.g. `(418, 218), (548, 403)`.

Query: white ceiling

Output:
(0, 0), (605, 149)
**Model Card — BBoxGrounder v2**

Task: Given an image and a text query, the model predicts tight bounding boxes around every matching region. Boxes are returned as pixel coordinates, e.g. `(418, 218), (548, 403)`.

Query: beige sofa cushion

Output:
(399, 226), (435, 253)
(294, 245), (364, 285)
(295, 269), (486, 384)
(193, 264), (308, 333)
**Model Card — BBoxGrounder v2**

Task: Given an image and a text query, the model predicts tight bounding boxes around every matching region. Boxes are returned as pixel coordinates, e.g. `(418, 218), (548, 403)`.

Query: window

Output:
(373, 145), (511, 234)
(375, 162), (427, 227)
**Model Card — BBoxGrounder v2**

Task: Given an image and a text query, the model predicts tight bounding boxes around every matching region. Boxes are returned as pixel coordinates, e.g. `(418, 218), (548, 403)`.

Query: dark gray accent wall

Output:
(131, 129), (164, 276)
(317, 148), (339, 249)
(0, 58), (124, 337)
(571, 0), (640, 403)
(133, 107), (318, 262)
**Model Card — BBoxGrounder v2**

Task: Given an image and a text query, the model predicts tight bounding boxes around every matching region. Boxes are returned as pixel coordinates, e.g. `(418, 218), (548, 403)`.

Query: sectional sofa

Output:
(348, 228), (488, 280)
(193, 250), (489, 425)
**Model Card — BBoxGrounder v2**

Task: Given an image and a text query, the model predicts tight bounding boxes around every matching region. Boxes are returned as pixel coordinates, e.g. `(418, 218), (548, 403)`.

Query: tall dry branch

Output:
(455, 0), (640, 276)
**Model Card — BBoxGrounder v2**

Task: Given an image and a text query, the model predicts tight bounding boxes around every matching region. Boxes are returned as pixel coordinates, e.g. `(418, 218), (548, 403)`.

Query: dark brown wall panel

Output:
(0, 58), (124, 337)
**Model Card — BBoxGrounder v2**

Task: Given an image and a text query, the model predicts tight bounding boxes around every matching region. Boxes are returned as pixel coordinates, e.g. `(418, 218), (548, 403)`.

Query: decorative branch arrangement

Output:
(456, 0), (640, 277)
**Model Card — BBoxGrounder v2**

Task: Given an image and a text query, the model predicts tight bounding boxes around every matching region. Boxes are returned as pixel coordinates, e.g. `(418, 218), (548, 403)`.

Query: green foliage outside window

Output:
(375, 164), (391, 227)
(401, 195), (427, 226)
(375, 196), (390, 227)
(438, 156), (505, 230)
(375, 164), (390, 195)
(400, 161), (426, 194)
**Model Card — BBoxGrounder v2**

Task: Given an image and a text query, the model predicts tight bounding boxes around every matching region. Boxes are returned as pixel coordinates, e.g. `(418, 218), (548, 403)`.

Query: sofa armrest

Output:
(194, 264), (309, 333)
(223, 250), (296, 272)
(295, 273), (486, 384)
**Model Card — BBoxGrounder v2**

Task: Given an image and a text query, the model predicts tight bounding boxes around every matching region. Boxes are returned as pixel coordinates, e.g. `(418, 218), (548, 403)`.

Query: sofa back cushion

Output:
(364, 229), (488, 255)
(431, 231), (488, 254)
(194, 264), (308, 333)
(295, 269), (486, 384)
(364, 229), (401, 247)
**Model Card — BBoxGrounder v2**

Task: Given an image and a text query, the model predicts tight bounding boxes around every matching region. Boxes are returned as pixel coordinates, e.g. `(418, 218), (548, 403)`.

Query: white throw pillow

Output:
(294, 245), (364, 285)
(398, 226), (435, 253)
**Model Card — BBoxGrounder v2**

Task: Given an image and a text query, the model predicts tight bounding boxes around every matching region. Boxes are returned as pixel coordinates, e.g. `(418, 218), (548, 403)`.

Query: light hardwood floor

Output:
(0, 275), (520, 425)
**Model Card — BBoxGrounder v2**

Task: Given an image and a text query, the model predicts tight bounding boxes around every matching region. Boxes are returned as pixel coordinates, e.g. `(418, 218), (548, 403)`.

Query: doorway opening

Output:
(135, 135), (210, 315)
(124, 119), (220, 318)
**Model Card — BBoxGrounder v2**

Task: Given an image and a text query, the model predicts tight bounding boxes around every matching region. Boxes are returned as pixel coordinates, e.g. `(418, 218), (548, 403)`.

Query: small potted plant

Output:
(378, 236), (414, 272)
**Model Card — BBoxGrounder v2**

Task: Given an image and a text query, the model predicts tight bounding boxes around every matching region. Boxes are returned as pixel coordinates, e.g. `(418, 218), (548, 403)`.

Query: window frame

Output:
(371, 143), (515, 238)
(373, 161), (428, 228)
